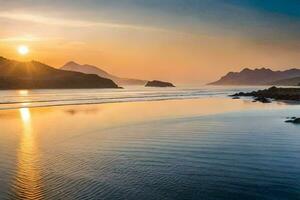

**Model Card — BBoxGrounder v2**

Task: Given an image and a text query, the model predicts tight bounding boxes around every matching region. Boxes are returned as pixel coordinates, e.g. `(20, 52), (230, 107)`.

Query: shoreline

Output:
(0, 86), (297, 111)
(0, 94), (293, 111)
(0, 96), (219, 111)
(0, 97), (292, 123)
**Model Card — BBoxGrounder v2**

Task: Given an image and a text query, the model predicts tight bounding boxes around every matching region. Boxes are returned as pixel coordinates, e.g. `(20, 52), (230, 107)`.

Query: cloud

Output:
(0, 35), (43, 42)
(0, 11), (169, 32)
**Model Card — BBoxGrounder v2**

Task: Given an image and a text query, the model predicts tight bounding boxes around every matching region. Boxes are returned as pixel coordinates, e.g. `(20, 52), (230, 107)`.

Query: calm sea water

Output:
(0, 86), (263, 110)
(0, 86), (299, 200)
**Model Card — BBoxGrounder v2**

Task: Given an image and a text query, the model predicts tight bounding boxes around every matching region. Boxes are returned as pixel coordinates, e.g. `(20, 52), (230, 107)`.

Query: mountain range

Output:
(0, 56), (119, 89)
(209, 68), (300, 86)
(2, 56), (298, 89)
(61, 61), (147, 86)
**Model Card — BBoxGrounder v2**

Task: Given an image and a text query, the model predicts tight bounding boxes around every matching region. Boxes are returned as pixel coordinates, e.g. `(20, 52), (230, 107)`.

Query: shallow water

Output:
(0, 86), (264, 110)
(0, 88), (300, 200)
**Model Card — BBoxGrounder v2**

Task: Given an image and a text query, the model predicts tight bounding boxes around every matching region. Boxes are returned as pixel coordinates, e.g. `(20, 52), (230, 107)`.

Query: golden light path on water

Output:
(12, 107), (43, 200)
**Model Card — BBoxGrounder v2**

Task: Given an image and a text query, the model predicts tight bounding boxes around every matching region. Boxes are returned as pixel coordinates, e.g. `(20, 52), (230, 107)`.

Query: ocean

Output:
(0, 86), (299, 200)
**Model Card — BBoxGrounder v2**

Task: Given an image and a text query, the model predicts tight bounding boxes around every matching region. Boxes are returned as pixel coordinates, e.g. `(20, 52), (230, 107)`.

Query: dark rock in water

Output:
(293, 118), (300, 123)
(285, 118), (300, 124)
(254, 97), (271, 103)
(232, 96), (240, 99)
(286, 117), (296, 119)
(145, 80), (175, 87)
(231, 86), (300, 102)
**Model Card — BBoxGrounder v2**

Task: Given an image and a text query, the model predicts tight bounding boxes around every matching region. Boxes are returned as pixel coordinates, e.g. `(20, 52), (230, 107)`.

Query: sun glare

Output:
(19, 90), (29, 95)
(18, 45), (29, 55)
(20, 108), (31, 123)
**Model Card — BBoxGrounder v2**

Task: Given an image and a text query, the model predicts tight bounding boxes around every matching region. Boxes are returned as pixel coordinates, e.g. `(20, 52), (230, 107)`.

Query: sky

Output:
(1, 0), (300, 84)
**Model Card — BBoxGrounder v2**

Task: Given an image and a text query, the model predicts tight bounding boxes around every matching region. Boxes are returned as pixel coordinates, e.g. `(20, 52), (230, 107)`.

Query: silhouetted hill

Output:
(0, 57), (119, 89)
(61, 61), (147, 86)
(145, 80), (175, 87)
(209, 68), (300, 85)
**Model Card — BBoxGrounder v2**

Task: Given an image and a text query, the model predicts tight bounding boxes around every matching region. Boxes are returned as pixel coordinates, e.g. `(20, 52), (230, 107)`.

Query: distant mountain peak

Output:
(241, 68), (251, 72)
(209, 67), (300, 86)
(0, 56), (10, 63)
(60, 61), (147, 86)
(63, 61), (80, 67)
(240, 67), (273, 73)
(255, 67), (273, 72)
(61, 61), (110, 76)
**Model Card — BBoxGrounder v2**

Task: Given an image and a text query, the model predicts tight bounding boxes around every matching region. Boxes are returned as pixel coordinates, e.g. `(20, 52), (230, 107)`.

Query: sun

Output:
(17, 45), (29, 55)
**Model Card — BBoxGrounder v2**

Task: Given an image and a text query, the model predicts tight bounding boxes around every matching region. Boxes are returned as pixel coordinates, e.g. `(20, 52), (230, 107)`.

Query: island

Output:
(145, 80), (175, 87)
(0, 56), (120, 89)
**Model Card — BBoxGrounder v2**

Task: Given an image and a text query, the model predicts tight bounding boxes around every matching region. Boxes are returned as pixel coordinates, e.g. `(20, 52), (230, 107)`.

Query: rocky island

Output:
(285, 117), (300, 124)
(231, 86), (300, 102)
(145, 80), (175, 87)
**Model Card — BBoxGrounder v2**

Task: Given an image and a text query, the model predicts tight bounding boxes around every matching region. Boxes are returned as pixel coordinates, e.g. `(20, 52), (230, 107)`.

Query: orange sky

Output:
(1, 1), (300, 84)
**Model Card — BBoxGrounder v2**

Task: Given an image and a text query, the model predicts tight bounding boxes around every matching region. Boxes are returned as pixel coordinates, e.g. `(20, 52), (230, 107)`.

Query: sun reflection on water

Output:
(20, 108), (31, 123)
(11, 108), (43, 199)
(18, 90), (29, 96)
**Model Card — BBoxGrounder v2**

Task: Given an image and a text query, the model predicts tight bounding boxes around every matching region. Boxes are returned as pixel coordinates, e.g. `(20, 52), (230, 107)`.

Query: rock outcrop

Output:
(145, 80), (175, 87)
(231, 86), (300, 102)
